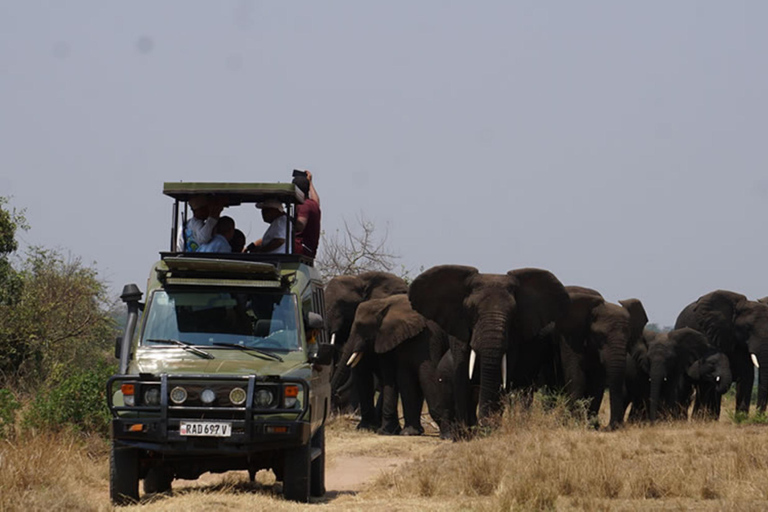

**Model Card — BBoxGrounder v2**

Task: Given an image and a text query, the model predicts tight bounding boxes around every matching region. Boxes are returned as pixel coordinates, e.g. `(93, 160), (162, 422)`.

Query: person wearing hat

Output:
(177, 194), (225, 252)
(245, 199), (287, 254)
(291, 170), (321, 257)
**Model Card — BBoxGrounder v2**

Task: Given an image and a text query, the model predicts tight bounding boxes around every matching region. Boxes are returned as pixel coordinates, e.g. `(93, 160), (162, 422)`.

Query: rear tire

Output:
(310, 427), (325, 497)
(283, 442), (311, 502)
(110, 444), (140, 505)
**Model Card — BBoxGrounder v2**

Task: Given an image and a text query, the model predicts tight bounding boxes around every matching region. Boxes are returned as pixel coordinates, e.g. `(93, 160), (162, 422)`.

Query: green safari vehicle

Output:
(107, 182), (333, 504)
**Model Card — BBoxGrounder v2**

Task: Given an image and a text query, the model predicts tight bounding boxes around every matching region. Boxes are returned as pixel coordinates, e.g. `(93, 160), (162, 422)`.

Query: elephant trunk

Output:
(757, 346), (768, 414)
(648, 365), (665, 423)
(473, 313), (508, 419)
(604, 340), (628, 428)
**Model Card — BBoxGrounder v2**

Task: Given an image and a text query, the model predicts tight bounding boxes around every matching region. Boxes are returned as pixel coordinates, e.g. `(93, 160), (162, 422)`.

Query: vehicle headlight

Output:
(200, 388), (216, 404)
(143, 387), (161, 406)
(254, 389), (274, 408)
(170, 386), (188, 404)
(229, 387), (247, 405)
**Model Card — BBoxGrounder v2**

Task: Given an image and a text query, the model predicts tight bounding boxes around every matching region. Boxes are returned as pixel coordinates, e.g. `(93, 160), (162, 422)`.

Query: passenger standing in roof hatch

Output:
(245, 199), (287, 254)
(292, 170), (321, 257)
(177, 194), (225, 252)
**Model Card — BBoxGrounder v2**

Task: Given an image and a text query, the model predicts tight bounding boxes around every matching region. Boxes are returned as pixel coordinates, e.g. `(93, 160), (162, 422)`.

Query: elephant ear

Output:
(694, 290), (746, 352)
(619, 299), (649, 352)
(358, 271), (408, 300)
(507, 268), (570, 340)
(374, 295), (428, 354)
(409, 265), (478, 342)
(557, 287), (605, 339)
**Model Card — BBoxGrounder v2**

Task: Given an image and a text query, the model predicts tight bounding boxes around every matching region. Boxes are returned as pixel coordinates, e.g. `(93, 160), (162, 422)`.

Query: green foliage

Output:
(0, 246), (117, 389)
(23, 362), (116, 436)
(0, 197), (27, 306)
(0, 388), (21, 438)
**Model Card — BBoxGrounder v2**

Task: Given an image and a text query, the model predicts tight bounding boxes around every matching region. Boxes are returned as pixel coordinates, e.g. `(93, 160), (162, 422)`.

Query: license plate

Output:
(179, 421), (232, 437)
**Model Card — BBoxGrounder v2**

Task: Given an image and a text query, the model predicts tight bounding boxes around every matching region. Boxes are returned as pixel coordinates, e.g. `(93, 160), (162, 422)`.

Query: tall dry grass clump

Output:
(0, 432), (108, 511)
(370, 393), (768, 510)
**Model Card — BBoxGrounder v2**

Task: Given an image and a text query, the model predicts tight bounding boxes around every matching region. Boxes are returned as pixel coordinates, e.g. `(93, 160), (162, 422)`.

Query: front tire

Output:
(310, 427), (325, 497)
(143, 466), (173, 495)
(283, 442), (311, 502)
(110, 444), (139, 505)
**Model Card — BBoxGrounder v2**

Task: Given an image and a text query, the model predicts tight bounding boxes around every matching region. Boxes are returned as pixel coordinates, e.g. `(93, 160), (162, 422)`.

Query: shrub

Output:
(23, 362), (116, 437)
(0, 388), (20, 438)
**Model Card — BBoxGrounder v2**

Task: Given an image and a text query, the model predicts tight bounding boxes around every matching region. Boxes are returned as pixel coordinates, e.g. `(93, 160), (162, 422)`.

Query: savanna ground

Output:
(3, 395), (768, 511)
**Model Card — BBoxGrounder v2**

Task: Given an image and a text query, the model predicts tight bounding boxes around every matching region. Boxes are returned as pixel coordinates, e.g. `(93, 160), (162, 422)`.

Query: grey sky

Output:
(1, 1), (766, 326)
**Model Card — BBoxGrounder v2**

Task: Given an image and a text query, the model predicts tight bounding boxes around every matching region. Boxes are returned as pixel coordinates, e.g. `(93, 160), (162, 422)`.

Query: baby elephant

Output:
(626, 327), (731, 422)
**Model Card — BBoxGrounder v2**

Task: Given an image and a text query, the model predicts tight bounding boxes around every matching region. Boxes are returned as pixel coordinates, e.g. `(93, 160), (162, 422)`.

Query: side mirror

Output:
(306, 312), (324, 330)
(114, 336), (122, 359)
(310, 343), (334, 366)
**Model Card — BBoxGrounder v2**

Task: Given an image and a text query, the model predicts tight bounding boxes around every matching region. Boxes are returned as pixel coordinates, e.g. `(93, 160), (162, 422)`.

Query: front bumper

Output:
(108, 373), (311, 455)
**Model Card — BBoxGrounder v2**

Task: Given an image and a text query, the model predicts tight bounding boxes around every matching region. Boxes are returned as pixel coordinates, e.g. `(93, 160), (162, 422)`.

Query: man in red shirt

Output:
(292, 170), (321, 257)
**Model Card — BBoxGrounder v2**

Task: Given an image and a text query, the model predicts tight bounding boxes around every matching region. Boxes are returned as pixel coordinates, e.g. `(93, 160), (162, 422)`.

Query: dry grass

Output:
(0, 432), (109, 511)
(4, 396), (768, 511)
(367, 395), (768, 510)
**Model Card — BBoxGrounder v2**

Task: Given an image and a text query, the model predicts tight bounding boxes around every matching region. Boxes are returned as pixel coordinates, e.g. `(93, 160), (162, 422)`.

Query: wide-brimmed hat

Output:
(255, 199), (285, 213)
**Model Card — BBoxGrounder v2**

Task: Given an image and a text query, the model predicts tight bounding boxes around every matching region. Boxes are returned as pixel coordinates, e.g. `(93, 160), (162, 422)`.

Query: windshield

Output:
(141, 290), (301, 352)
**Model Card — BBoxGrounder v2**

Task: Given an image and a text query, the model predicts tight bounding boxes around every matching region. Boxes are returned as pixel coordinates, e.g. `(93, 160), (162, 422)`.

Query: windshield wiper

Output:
(211, 342), (284, 362)
(145, 339), (215, 359)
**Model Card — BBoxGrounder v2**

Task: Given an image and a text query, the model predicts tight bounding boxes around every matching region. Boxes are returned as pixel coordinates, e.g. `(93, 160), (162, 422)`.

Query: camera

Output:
(292, 169), (307, 178)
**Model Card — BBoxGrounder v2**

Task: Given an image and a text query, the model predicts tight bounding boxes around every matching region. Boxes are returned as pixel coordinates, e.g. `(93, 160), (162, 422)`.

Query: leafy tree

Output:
(0, 247), (116, 389)
(0, 197), (27, 306)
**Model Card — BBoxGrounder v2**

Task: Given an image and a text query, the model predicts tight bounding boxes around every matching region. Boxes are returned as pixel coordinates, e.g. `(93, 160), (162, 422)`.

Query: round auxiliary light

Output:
(170, 386), (188, 404)
(229, 387), (247, 405)
(143, 387), (161, 406)
(254, 389), (274, 408)
(201, 388), (217, 405)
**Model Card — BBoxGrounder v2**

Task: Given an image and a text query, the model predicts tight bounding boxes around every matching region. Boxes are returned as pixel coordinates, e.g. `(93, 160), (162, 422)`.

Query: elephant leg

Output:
(397, 359), (424, 435)
(559, 338), (588, 409)
(377, 352), (401, 435)
(733, 350), (753, 415)
(353, 355), (378, 431)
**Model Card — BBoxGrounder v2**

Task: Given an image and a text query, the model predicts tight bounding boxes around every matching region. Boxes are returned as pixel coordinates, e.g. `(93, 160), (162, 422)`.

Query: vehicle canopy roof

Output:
(163, 182), (305, 207)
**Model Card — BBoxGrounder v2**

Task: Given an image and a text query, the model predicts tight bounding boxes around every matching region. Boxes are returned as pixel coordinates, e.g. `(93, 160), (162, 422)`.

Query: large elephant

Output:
(556, 288), (648, 428)
(675, 290), (768, 415)
(409, 266), (570, 424)
(324, 272), (408, 416)
(343, 294), (446, 435)
(634, 328), (732, 422)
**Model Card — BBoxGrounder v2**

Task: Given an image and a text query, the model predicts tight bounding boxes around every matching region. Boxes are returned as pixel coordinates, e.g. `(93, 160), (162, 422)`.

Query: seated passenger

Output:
(177, 194), (224, 252)
(246, 199), (287, 254)
(230, 229), (246, 253)
(199, 216), (235, 253)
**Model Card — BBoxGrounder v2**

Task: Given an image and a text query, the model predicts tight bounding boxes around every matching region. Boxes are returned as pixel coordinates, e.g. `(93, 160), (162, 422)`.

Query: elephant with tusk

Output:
(409, 265), (569, 432)
(675, 290), (768, 417)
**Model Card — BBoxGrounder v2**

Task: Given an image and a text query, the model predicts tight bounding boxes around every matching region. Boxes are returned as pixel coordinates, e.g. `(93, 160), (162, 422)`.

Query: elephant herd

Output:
(324, 266), (768, 439)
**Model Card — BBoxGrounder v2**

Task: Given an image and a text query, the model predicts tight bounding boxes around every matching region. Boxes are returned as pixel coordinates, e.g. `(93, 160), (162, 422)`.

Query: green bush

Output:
(0, 388), (20, 438)
(23, 362), (116, 437)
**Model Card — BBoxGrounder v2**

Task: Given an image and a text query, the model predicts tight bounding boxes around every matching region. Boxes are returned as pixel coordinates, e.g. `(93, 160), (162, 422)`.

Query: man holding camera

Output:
(292, 169), (321, 258)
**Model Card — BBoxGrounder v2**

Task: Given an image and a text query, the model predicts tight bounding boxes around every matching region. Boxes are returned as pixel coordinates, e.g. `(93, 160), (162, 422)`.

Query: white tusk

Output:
(330, 333), (336, 346)
(752, 353), (760, 369)
(347, 352), (363, 367)
(501, 354), (507, 391)
(469, 350), (477, 380)
(716, 376), (721, 382)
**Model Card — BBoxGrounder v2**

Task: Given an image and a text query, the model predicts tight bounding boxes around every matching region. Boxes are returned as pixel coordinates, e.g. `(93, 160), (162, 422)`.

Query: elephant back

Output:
(676, 290), (746, 353)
